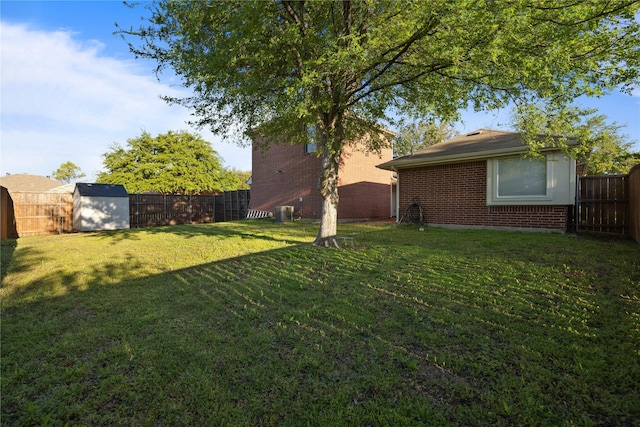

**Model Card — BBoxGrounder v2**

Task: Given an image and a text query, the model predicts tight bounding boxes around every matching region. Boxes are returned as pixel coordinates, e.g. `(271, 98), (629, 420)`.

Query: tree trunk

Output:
(313, 147), (341, 247)
(314, 189), (340, 247)
(313, 119), (343, 248)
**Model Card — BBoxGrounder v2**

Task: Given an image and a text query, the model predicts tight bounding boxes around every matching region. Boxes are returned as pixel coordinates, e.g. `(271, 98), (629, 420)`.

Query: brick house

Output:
(377, 129), (577, 232)
(251, 131), (395, 219)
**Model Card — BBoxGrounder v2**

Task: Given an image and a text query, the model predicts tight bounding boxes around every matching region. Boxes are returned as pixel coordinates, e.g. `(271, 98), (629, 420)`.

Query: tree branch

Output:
(347, 61), (451, 107)
(349, 20), (438, 101)
(281, 0), (306, 36)
(529, 0), (639, 26)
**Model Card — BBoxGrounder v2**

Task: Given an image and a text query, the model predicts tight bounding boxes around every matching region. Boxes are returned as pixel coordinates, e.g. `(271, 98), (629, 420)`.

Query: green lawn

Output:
(1, 221), (639, 426)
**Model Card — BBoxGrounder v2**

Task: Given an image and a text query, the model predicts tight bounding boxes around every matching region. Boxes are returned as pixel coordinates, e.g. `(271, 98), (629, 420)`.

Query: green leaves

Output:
(511, 103), (639, 174)
(51, 161), (86, 184)
(123, 0), (640, 139)
(97, 130), (232, 193)
(393, 120), (458, 157)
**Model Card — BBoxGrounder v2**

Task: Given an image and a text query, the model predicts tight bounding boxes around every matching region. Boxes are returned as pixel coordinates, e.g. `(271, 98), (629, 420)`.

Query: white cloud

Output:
(0, 21), (251, 180)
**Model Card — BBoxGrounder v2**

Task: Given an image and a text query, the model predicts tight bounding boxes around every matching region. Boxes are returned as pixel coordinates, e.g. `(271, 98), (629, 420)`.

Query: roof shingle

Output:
(377, 129), (576, 170)
(0, 174), (63, 192)
(74, 183), (128, 197)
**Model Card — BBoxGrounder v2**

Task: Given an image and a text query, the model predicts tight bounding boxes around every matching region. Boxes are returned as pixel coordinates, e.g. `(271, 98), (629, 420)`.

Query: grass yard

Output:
(1, 220), (639, 426)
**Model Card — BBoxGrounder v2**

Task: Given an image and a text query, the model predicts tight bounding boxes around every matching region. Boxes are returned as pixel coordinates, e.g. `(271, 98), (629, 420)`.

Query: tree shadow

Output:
(0, 239), (17, 283)
(2, 226), (639, 425)
(85, 219), (313, 245)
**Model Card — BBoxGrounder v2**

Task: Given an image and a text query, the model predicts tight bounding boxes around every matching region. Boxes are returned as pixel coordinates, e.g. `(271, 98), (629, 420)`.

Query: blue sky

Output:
(2, 1), (639, 181)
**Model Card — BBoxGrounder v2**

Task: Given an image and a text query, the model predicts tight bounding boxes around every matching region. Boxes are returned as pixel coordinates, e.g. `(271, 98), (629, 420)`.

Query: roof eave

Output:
(377, 145), (566, 171)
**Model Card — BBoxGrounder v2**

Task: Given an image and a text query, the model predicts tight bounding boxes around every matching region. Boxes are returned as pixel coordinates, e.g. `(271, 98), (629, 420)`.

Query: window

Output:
(487, 153), (576, 206)
(305, 125), (317, 154)
(496, 157), (547, 197)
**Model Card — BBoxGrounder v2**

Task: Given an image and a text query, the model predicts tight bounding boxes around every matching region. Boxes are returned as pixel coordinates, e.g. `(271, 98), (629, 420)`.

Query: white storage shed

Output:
(73, 183), (130, 231)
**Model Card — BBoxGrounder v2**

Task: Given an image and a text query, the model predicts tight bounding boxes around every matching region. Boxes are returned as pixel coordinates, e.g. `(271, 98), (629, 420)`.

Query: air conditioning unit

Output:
(275, 205), (294, 223)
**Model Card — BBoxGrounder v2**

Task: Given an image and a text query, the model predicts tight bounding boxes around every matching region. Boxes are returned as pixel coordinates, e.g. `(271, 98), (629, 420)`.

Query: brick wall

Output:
(251, 142), (321, 217)
(398, 161), (568, 231)
(337, 144), (394, 219)
(251, 140), (393, 219)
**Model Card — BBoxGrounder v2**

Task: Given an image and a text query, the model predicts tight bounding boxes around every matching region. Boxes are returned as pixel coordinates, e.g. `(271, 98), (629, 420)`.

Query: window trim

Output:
(304, 142), (317, 154)
(305, 125), (317, 154)
(496, 156), (548, 198)
(486, 155), (554, 205)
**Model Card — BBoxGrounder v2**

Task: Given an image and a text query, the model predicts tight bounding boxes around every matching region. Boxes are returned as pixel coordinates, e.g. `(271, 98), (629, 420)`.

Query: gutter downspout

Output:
(393, 166), (400, 222)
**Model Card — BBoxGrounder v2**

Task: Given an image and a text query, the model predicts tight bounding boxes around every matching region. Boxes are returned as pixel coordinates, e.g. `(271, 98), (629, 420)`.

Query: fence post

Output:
(629, 165), (640, 244)
(58, 192), (62, 235)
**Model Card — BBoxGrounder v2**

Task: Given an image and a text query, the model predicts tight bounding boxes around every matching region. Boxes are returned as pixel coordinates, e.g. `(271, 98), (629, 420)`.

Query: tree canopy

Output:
(122, 0), (640, 245)
(227, 169), (252, 190)
(511, 104), (640, 175)
(97, 130), (237, 193)
(51, 161), (85, 184)
(393, 120), (458, 158)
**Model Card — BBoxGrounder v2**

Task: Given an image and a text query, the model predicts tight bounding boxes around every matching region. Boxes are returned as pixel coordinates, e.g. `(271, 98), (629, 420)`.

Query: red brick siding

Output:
(251, 140), (393, 219)
(399, 161), (568, 230)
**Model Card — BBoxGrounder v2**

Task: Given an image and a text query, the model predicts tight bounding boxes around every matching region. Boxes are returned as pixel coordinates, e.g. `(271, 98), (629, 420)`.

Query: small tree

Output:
(51, 161), (85, 184)
(511, 104), (640, 175)
(394, 120), (458, 158)
(97, 130), (231, 193)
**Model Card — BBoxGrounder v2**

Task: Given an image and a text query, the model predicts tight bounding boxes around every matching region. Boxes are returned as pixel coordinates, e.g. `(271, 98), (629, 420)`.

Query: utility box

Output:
(275, 205), (294, 223)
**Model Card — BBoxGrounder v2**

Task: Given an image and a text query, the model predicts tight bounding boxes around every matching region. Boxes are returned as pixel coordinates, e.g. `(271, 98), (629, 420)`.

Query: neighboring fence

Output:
(129, 190), (250, 228)
(1, 191), (74, 238)
(1, 190), (250, 238)
(628, 165), (640, 244)
(1, 187), (17, 239)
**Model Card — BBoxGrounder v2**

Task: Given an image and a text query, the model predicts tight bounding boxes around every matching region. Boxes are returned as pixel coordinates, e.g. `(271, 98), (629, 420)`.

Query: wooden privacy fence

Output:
(129, 190), (250, 228)
(1, 190), (250, 237)
(1, 191), (74, 238)
(576, 165), (639, 243)
(627, 164), (640, 243)
(577, 175), (629, 234)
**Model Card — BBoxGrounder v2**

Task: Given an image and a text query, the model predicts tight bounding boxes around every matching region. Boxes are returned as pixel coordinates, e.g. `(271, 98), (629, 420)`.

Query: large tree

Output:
(511, 104), (640, 175)
(121, 0), (639, 246)
(97, 130), (235, 193)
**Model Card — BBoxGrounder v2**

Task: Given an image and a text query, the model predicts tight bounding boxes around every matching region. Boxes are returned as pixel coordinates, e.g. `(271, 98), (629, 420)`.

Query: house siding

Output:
(251, 140), (393, 219)
(398, 161), (568, 230)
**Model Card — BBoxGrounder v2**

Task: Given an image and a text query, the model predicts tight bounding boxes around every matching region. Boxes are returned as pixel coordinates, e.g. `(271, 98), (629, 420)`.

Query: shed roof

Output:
(377, 129), (577, 170)
(0, 174), (63, 192)
(74, 183), (128, 197)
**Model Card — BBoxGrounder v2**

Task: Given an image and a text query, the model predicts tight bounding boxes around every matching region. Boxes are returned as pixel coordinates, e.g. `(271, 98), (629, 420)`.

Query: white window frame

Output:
(305, 125), (317, 154)
(305, 142), (317, 154)
(498, 156), (549, 198)
(486, 155), (554, 205)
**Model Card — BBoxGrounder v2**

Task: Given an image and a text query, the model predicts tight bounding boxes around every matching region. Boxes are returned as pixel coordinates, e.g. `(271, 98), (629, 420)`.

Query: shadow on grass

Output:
(2, 226), (639, 426)
(86, 219), (315, 245)
(0, 239), (17, 283)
